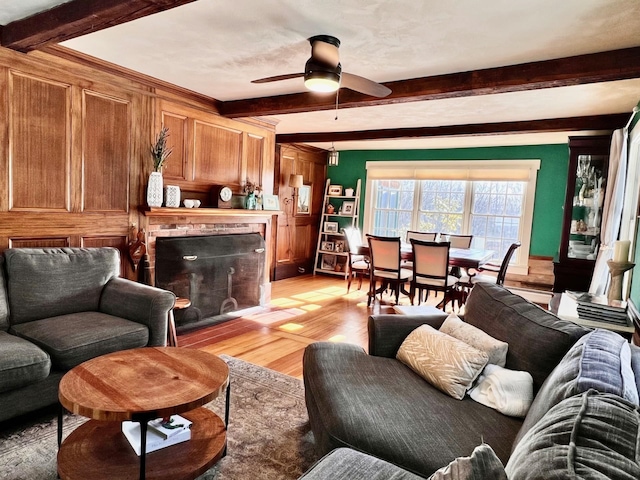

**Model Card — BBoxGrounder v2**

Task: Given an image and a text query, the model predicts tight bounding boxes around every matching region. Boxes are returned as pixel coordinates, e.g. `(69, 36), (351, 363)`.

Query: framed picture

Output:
(321, 254), (337, 270)
(321, 241), (335, 252)
(296, 185), (311, 215)
(334, 240), (345, 253)
(324, 221), (339, 233)
(262, 194), (280, 211)
(342, 201), (355, 215)
(328, 185), (343, 196)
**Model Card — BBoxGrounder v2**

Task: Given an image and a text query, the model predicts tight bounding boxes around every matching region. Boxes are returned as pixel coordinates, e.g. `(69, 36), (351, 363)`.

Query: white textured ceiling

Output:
(2, 0), (640, 150)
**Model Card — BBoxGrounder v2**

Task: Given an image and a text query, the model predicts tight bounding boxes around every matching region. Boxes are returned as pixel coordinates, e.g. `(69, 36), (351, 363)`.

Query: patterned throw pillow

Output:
(397, 325), (489, 400)
(429, 443), (507, 480)
(440, 314), (508, 367)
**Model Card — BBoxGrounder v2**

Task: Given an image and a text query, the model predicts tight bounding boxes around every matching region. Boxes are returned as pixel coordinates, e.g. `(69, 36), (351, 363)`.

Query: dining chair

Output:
(470, 241), (521, 286)
(342, 227), (370, 293)
(406, 231), (439, 243)
(445, 234), (473, 249)
(409, 239), (459, 309)
(366, 235), (412, 306)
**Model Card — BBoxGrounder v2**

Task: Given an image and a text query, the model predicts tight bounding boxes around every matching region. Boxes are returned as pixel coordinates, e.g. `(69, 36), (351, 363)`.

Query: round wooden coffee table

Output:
(57, 347), (229, 480)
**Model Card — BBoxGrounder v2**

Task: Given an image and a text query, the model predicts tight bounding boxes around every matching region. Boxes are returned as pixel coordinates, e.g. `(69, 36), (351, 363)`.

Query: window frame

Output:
(363, 160), (541, 275)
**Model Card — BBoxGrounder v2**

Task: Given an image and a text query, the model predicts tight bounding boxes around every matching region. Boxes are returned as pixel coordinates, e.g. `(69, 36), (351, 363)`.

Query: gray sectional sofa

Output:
(0, 247), (175, 423)
(302, 282), (640, 479)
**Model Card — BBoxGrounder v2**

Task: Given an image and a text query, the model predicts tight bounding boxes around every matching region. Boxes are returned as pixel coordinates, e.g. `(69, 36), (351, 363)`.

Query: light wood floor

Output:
(179, 275), (446, 378)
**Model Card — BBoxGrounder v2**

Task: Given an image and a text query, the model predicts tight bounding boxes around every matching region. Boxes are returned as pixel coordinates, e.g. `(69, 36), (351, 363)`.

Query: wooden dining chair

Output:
(470, 241), (521, 286)
(409, 239), (459, 309)
(342, 227), (370, 293)
(366, 235), (412, 306)
(444, 234), (473, 249)
(406, 231), (439, 243)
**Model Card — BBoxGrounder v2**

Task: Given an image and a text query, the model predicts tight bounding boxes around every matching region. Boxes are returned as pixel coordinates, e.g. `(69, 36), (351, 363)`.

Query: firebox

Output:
(155, 234), (266, 331)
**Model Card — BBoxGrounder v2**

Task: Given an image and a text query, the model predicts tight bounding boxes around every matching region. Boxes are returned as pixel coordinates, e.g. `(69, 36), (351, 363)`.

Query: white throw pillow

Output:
(397, 325), (489, 400)
(440, 314), (508, 367)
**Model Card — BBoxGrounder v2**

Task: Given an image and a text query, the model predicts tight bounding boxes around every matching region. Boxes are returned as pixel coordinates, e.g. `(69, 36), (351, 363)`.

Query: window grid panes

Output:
(371, 179), (526, 262)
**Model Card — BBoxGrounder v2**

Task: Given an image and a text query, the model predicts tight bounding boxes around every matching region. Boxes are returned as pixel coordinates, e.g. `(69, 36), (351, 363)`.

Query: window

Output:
(364, 160), (540, 274)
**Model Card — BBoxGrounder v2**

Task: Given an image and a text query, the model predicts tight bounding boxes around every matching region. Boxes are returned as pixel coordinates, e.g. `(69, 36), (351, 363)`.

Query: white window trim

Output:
(363, 160), (541, 275)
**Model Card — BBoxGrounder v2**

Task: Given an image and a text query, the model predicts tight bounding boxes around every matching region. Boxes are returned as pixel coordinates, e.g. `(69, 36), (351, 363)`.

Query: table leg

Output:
(167, 310), (178, 347)
(57, 403), (64, 448)
(139, 419), (148, 480)
(223, 381), (231, 457)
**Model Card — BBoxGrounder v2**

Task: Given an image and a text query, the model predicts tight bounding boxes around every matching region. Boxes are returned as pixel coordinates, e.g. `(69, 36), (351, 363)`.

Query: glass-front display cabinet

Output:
(553, 136), (611, 292)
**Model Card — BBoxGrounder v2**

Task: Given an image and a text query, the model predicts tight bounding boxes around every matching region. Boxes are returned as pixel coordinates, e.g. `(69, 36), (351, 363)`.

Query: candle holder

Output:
(606, 260), (635, 302)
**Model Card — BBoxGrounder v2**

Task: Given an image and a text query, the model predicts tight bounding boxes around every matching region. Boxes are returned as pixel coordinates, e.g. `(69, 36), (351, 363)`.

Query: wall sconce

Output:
(328, 144), (339, 166)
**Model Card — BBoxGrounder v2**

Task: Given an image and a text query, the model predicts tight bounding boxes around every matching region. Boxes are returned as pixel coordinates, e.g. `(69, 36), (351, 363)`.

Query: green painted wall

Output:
(327, 144), (569, 257)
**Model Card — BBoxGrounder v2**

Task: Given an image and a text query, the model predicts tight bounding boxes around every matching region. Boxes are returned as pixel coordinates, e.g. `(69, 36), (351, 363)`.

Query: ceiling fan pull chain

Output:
(334, 89), (339, 121)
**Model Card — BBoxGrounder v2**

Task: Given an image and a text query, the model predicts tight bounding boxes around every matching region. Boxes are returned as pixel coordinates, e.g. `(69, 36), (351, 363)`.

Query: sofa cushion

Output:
(505, 390), (640, 479)
(440, 314), (508, 367)
(4, 248), (120, 325)
(463, 283), (589, 392)
(397, 324), (488, 400)
(303, 342), (523, 477)
(0, 331), (50, 393)
(513, 329), (638, 449)
(429, 443), (507, 480)
(10, 312), (148, 370)
(299, 448), (424, 480)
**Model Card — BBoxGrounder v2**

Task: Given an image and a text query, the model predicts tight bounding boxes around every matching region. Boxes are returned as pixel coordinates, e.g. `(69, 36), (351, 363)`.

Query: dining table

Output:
(356, 244), (495, 271)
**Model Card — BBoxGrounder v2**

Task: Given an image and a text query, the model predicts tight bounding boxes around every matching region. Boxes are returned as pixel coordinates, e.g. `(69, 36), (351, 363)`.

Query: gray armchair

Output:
(0, 247), (175, 422)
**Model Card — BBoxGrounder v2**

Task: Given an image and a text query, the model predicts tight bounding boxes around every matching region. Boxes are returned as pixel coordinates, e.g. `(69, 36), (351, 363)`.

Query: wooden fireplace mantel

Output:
(140, 207), (283, 218)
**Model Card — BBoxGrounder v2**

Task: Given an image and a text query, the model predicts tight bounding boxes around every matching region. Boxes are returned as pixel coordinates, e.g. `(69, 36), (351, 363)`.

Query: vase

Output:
(147, 172), (163, 207)
(244, 194), (256, 210)
(164, 185), (181, 208)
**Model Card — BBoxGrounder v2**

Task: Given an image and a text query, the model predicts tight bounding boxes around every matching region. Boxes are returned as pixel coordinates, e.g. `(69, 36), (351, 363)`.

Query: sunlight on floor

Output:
(279, 323), (305, 332)
(328, 334), (346, 342)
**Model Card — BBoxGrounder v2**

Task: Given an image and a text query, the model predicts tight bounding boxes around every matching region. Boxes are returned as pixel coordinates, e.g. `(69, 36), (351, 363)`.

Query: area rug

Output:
(0, 355), (319, 480)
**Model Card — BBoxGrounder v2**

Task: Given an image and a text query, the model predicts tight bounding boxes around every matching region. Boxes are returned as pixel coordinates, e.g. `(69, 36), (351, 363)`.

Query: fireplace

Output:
(155, 233), (266, 331)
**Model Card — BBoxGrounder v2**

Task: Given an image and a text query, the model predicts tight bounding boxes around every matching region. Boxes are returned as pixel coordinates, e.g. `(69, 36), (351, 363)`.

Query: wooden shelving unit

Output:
(313, 179), (361, 277)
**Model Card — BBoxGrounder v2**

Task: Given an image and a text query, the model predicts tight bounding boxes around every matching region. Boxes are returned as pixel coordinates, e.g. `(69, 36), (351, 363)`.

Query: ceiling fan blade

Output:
(310, 37), (340, 67)
(341, 72), (391, 98)
(251, 73), (304, 84)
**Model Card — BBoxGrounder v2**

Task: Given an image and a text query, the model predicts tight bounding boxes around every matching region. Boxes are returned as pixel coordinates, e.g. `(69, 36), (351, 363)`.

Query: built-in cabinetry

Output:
(274, 144), (327, 280)
(313, 179), (361, 277)
(553, 136), (611, 292)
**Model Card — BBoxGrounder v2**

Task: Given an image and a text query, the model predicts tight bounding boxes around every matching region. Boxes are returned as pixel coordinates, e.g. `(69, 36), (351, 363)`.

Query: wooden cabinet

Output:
(553, 136), (611, 292)
(274, 144), (327, 280)
(156, 99), (275, 199)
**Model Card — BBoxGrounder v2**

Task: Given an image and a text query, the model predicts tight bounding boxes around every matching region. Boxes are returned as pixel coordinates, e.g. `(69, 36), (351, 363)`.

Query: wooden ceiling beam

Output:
(1, 0), (199, 52)
(221, 47), (640, 118)
(275, 114), (629, 144)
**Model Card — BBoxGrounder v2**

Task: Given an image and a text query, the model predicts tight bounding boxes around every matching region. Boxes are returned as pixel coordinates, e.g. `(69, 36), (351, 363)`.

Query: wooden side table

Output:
(168, 297), (191, 347)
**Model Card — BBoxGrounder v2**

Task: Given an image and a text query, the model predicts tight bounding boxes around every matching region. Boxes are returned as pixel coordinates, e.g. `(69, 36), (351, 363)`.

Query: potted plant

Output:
(147, 127), (173, 207)
(243, 180), (262, 210)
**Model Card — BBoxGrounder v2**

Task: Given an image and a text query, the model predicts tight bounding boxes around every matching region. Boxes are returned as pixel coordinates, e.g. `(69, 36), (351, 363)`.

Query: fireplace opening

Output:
(155, 233), (266, 332)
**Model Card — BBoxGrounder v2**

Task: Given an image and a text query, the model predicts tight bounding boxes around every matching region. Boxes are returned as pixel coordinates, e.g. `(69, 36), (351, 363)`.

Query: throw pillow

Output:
(468, 364), (533, 418)
(506, 390), (640, 479)
(513, 329), (639, 450)
(397, 325), (489, 400)
(440, 314), (508, 367)
(429, 443), (507, 480)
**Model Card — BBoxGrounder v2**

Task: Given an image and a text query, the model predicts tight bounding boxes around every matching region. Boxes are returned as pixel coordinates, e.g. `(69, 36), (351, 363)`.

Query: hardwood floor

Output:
(178, 275), (444, 378)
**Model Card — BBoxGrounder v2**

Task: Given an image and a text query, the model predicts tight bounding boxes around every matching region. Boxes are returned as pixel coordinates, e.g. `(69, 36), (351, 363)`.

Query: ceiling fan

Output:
(251, 35), (392, 98)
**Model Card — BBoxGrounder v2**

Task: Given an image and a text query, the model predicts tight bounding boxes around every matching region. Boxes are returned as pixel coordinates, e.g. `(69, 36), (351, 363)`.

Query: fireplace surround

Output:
(140, 207), (277, 331)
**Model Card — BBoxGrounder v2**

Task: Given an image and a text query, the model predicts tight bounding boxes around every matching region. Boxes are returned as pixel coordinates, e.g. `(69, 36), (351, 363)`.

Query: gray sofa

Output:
(0, 247), (175, 423)
(303, 282), (640, 478)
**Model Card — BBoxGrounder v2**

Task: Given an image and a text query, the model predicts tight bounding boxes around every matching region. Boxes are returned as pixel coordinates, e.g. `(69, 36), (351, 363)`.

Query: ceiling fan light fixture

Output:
(304, 71), (340, 93)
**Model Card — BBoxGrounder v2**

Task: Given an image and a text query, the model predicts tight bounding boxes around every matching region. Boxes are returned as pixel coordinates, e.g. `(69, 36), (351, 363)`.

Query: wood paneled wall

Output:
(0, 46), (276, 278)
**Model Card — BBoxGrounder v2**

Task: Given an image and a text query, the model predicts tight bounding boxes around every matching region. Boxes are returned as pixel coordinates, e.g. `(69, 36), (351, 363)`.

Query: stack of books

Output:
(566, 291), (629, 326)
(122, 414), (192, 456)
